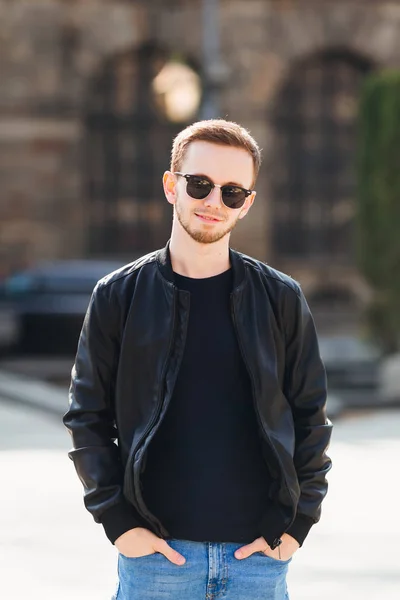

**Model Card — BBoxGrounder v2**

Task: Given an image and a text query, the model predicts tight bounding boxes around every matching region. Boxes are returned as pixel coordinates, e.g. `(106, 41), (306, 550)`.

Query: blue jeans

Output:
(112, 539), (291, 599)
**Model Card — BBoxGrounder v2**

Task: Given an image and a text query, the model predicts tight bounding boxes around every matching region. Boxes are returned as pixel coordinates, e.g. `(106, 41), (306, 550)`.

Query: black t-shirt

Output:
(141, 268), (272, 543)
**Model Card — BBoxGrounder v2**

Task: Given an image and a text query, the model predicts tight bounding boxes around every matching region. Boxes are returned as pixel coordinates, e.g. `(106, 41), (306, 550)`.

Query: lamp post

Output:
(201, 0), (225, 119)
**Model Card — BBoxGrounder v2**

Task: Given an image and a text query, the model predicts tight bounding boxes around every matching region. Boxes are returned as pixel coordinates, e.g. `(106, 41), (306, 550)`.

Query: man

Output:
(63, 119), (332, 600)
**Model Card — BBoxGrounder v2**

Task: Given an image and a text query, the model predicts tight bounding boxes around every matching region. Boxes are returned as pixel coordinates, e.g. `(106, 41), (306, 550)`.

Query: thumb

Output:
(235, 538), (264, 560)
(156, 539), (186, 566)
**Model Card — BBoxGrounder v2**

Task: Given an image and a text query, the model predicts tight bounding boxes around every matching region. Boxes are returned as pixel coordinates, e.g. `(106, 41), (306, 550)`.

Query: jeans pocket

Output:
(119, 551), (157, 560)
(258, 551), (292, 565)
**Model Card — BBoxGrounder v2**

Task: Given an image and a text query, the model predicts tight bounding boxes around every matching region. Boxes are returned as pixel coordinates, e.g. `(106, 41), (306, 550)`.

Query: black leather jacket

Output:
(63, 243), (332, 550)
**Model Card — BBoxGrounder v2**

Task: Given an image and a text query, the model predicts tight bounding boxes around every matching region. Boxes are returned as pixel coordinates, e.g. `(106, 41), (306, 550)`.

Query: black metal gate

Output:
(271, 50), (372, 263)
(84, 45), (194, 257)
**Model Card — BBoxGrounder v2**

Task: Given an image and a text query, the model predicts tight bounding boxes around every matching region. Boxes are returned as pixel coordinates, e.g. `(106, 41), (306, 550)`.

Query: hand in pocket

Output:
(115, 527), (186, 565)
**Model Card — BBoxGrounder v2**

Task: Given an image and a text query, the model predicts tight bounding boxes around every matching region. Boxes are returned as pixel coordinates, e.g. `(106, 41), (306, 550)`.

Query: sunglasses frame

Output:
(173, 172), (254, 209)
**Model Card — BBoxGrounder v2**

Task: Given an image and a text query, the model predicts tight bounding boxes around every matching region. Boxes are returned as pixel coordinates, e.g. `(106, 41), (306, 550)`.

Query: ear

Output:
(163, 171), (178, 205)
(238, 191), (256, 220)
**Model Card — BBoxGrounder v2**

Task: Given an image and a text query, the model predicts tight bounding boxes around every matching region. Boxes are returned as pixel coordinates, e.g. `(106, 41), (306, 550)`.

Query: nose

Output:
(204, 185), (223, 209)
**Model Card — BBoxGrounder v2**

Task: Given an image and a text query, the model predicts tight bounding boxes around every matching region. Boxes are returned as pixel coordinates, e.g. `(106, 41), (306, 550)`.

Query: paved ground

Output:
(0, 396), (399, 599)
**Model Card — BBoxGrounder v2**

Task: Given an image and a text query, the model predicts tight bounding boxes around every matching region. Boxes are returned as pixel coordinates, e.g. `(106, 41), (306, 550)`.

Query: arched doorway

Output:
(271, 50), (372, 266)
(84, 44), (202, 257)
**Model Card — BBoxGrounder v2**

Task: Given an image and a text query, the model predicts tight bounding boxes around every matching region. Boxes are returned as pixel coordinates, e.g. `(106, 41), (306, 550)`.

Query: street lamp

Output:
(152, 60), (202, 123)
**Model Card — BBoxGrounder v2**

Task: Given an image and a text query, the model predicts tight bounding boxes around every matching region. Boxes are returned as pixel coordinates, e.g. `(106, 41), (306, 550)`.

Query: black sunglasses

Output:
(173, 172), (254, 209)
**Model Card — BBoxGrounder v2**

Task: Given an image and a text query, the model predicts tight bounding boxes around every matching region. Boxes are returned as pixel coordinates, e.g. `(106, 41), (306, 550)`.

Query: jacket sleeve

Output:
(62, 281), (146, 544)
(282, 284), (333, 547)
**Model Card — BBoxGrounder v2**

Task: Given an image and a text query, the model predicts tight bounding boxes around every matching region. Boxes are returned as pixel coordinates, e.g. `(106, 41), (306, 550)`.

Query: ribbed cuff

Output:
(285, 514), (315, 547)
(100, 500), (147, 545)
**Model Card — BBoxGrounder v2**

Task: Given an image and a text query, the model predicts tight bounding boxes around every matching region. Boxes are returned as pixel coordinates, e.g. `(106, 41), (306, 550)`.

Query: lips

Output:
(195, 213), (222, 222)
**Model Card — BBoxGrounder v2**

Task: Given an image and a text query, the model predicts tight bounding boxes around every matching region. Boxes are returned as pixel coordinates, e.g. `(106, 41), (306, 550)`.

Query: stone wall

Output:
(0, 2), (135, 273)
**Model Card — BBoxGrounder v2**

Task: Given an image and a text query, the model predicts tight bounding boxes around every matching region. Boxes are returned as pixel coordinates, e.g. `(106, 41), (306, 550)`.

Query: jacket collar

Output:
(156, 240), (246, 290)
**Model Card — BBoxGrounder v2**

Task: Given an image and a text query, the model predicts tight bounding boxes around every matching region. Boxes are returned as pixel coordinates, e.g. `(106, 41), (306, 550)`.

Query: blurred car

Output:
(318, 334), (382, 406)
(0, 259), (126, 355)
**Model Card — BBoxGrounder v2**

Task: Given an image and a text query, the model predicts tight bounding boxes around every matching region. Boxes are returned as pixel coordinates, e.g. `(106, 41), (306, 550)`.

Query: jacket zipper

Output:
(230, 294), (296, 534)
(125, 287), (178, 535)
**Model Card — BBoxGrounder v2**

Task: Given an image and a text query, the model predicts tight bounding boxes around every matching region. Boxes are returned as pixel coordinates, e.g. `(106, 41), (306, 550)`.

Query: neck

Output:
(169, 222), (231, 279)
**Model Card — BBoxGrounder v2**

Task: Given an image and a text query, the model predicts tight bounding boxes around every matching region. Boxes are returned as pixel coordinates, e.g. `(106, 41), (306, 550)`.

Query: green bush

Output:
(357, 70), (400, 353)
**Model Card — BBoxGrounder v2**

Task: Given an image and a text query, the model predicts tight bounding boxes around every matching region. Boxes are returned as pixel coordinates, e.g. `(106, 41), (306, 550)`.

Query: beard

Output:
(174, 196), (240, 244)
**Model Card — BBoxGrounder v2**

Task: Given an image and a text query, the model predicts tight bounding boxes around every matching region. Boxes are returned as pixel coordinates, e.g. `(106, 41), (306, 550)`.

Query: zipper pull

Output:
(271, 537), (282, 550)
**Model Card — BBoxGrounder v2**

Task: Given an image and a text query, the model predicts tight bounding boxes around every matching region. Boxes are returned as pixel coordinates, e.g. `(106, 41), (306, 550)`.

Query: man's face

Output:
(164, 141), (256, 244)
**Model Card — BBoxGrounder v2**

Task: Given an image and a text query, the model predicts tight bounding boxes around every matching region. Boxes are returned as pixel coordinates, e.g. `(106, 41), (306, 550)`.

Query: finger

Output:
(234, 540), (262, 560)
(155, 540), (186, 566)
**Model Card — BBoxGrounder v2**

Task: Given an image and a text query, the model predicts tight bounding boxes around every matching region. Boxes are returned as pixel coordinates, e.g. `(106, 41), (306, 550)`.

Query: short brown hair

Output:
(170, 119), (262, 185)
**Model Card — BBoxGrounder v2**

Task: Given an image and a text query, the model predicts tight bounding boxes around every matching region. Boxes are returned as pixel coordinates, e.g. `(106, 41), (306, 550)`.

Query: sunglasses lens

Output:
(221, 186), (246, 209)
(186, 176), (212, 199)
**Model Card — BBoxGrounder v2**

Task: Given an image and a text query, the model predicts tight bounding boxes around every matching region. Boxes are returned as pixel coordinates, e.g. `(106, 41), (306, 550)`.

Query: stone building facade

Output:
(1, 0), (400, 325)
